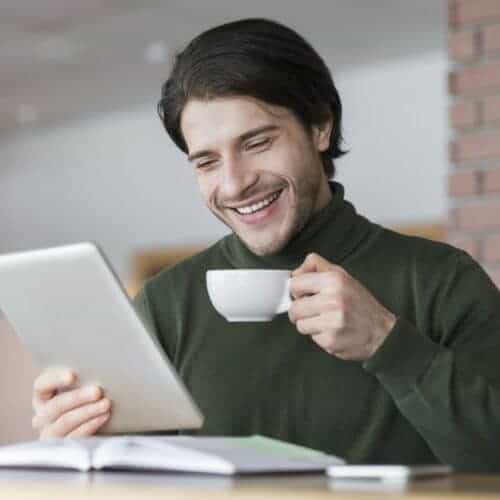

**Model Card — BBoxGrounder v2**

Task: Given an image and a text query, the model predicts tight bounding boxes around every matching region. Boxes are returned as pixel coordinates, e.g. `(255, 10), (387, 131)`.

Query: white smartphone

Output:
(0, 242), (203, 434)
(327, 464), (452, 481)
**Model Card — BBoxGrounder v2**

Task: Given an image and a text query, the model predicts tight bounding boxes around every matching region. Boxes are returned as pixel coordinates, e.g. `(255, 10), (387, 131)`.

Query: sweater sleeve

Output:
(363, 252), (500, 472)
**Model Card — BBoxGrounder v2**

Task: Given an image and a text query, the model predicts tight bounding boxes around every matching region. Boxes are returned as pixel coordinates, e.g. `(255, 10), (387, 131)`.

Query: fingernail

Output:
(85, 385), (101, 399)
(98, 398), (110, 411)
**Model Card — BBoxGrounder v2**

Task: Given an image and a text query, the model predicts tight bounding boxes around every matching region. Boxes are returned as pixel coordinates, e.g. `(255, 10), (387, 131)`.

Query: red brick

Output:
(484, 167), (500, 193)
(449, 30), (479, 61)
(455, 201), (500, 229)
(484, 234), (500, 263)
(483, 95), (500, 124)
(449, 63), (500, 95)
(448, 234), (480, 258)
(453, 131), (500, 161)
(449, 100), (480, 129)
(448, 170), (479, 196)
(483, 24), (500, 54)
(455, 0), (500, 26)
(449, 140), (459, 163)
(449, 1), (459, 28)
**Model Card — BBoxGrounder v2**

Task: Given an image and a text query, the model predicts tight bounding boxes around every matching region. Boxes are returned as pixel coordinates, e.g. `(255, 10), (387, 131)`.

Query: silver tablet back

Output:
(0, 242), (203, 433)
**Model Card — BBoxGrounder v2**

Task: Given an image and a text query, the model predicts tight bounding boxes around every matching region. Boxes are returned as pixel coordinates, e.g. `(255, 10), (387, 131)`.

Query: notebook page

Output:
(0, 439), (91, 471)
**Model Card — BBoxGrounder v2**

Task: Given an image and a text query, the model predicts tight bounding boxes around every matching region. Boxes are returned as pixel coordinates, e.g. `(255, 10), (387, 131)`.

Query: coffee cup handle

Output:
(276, 278), (292, 314)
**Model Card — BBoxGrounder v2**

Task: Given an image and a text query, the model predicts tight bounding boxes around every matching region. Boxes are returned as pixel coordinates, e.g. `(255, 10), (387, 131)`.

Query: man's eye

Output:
(245, 138), (271, 151)
(196, 159), (215, 169)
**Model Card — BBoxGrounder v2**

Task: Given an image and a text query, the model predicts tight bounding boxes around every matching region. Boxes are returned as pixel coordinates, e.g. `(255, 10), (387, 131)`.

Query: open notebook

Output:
(0, 435), (344, 475)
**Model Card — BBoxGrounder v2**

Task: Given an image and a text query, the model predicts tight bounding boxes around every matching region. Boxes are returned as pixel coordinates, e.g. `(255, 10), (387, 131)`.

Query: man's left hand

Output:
(288, 253), (396, 361)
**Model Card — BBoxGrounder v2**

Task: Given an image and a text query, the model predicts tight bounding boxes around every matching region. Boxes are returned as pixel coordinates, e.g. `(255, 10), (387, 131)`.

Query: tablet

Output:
(0, 242), (203, 434)
(327, 464), (452, 481)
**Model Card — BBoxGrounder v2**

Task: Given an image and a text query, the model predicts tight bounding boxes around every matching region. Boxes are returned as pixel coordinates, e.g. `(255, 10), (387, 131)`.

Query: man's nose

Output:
(220, 154), (258, 200)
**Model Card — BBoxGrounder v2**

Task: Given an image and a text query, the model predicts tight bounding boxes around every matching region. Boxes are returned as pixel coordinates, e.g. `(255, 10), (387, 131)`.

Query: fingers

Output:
(32, 385), (103, 430)
(288, 295), (332, 323)
(310, 331), (347, 356)
(290, 258), (352, 300)
(33, 370), (78, 409)
(292, 253), (335, 276)
(290, 270), (346, 299)
(66, 413), (111, 438)
(32, 369), (113, 439)
(39, 398), (112, 439)
(295, 316), (322, 336)
(294, 311), (345, 339)
(290, 273), (324, 298)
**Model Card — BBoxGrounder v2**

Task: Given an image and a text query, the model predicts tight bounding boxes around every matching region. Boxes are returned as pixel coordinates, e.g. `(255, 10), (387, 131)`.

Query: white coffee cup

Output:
(206, 269), (292, 322)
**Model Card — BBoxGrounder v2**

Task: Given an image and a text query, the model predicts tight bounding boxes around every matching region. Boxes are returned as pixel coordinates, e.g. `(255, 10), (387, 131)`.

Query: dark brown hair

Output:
(158, 18), (347, 177)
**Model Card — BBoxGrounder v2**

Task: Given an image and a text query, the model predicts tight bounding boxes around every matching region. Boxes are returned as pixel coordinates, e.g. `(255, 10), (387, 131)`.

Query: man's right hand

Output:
(32, 370), (111, 439)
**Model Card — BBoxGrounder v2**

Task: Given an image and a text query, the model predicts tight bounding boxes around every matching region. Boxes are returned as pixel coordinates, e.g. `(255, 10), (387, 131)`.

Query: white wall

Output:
(335, 51), (449, 225)
(0, 108), (228, 282)
(0, 51), (448, 283)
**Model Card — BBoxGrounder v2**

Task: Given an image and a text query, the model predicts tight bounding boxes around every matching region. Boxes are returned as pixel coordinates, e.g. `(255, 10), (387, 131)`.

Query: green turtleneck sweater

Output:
(134, 182), (500, 472)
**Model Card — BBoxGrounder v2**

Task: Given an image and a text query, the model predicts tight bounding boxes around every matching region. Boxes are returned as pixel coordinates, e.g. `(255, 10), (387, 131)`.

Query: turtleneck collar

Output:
(220, 181), (373, 270)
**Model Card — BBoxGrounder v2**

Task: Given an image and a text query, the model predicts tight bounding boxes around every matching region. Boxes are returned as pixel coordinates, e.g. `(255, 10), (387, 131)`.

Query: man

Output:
(32, 18), (500, 471)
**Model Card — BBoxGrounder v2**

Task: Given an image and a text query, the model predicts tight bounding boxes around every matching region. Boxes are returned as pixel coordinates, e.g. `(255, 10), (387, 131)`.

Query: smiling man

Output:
(182, 97), (333, 256)
(32, 18), (500, 472)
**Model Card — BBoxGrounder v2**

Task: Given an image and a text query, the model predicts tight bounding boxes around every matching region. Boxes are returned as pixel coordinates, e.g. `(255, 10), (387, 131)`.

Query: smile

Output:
(233, 189), (283, 215)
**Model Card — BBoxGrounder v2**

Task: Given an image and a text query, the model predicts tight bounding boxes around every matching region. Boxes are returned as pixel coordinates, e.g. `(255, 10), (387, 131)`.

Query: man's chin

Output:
(221, 210), (293, 256)
(236, 233), (290, 257)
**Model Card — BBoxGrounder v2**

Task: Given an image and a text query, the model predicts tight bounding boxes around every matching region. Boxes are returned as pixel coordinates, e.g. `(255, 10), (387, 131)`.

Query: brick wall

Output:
(448, 0), (500, 287)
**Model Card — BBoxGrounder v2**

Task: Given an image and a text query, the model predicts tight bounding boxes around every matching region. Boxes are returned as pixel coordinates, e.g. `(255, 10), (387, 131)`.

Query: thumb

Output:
(292, 253), (334, 276)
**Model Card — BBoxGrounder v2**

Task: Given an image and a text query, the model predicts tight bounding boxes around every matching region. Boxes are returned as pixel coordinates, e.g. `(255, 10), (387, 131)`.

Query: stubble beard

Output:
(232, 176), (321, 257)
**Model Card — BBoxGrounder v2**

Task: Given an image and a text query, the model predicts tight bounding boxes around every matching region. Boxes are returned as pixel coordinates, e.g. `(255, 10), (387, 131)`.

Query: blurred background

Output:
(2, 0), (500, 443)
(0, 0), (448, 287)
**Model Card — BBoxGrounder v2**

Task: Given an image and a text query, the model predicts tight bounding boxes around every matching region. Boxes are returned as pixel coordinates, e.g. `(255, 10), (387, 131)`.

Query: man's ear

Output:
(312, 118), (333, 153)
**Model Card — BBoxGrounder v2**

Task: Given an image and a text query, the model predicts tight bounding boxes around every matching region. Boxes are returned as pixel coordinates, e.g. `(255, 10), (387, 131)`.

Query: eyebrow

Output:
(187, 124), (280, 163)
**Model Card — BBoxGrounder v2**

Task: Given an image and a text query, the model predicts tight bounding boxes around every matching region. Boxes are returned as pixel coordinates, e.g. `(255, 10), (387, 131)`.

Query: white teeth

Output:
(236, 191), (280, 215)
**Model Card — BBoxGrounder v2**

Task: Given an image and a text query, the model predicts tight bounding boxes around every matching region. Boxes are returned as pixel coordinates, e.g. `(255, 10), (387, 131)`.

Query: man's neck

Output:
(313, 178), (334, 214)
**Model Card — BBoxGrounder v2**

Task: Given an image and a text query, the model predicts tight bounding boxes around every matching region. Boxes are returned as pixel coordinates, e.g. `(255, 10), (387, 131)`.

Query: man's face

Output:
(180, 96), (333, 256)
